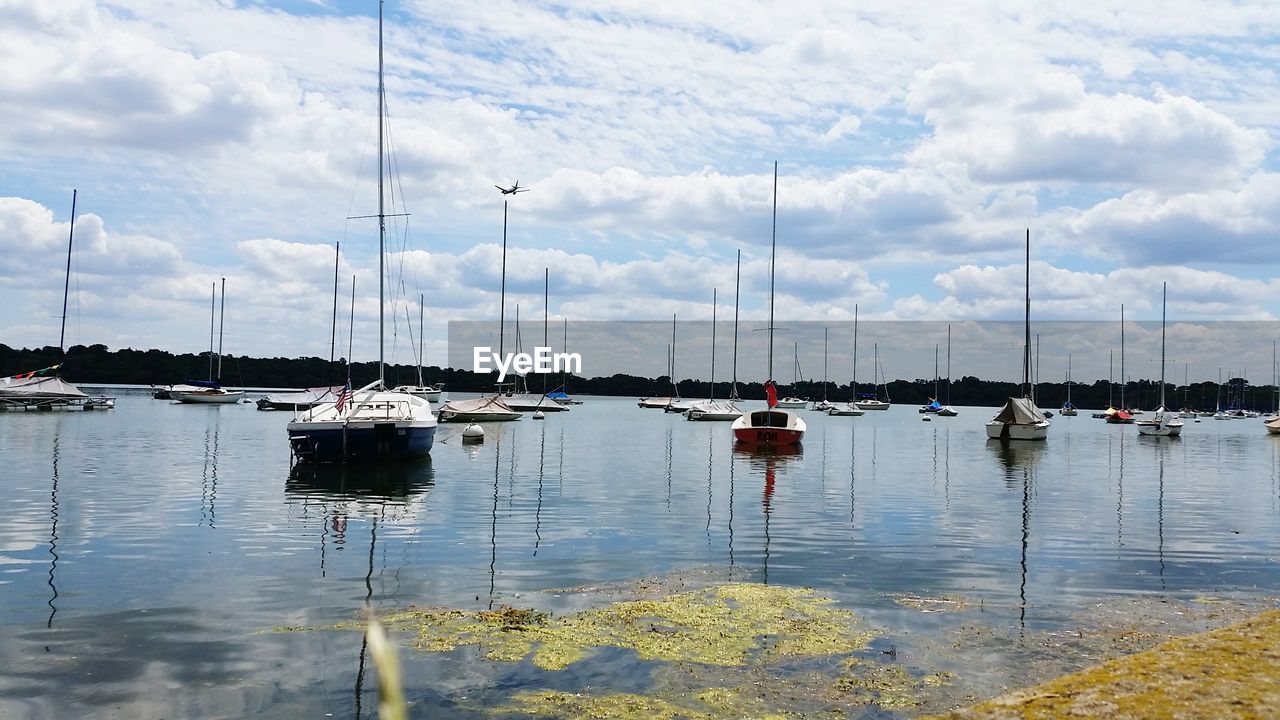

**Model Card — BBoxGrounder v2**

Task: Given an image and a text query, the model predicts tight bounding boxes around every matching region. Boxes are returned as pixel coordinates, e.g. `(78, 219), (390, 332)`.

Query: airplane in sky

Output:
(495, 181), (530, 195)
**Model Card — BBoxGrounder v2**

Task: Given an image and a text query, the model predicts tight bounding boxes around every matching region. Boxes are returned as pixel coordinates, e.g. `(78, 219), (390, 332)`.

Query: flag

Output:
(765, 379), (778, 408)
(9, 364), (60, 380)
(335, 382), (352, 413)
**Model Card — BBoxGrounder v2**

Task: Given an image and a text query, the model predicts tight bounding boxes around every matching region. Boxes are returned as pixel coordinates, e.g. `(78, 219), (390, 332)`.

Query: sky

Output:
(2, 0), (1279, 383)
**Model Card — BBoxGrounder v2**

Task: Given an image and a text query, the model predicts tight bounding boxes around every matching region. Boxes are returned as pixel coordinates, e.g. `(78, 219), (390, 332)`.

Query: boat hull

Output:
(172, 391), (245, 404)
(1136, 421), (1183, 436)
(854, 401), (889, 410)
(985, 421), (1049, 441)
(438, 410), (521, 423)
(731, 409), (806, 446)
(287, 421), (435, 461)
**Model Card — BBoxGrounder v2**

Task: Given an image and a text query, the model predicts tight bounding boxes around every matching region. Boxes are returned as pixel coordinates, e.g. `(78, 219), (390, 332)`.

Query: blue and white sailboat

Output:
(287, 1), (435, 461)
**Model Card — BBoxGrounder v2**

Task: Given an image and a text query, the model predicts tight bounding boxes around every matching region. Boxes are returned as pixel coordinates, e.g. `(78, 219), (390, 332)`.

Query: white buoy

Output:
(462, 423), (485, 442)
(922, 416), (931, 421)
(532, 410), (545, 420)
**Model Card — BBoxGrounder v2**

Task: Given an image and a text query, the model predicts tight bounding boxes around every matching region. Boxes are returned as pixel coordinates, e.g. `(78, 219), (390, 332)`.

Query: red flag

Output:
(765, 379), (778, 408)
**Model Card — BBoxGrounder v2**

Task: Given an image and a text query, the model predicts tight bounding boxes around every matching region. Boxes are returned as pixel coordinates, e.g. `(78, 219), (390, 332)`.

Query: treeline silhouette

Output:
(3, 343), (1276, 411)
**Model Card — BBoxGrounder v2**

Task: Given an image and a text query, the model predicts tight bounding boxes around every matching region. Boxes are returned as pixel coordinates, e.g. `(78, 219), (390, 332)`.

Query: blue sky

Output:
(2, 0), (1279, 381)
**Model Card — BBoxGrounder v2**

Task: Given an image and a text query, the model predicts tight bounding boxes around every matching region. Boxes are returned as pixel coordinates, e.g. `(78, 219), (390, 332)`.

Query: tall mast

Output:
(217, 277), (226, 381)
(1108, 349), (1113, 407)
(822, 327), (828, 401)
(671, 313), (678, 397)
(1159, 282), (1167, 408)
(207, 282), (215, 381)
(58, 190), (77, 360)
(1022, 229), (1031, 397)
(562, 318), (568, 389)
(767, 161), (777, 378)
(731, 249), (740, 400)
(710, 288), (717, 401)
(934, 343), (939, 400)
(1120, 304), (1126, 410)
(377, 0), (386, 385)
(330, 242), (340, 366)
(499, 200), (508, 360)
(852, 304), (859, 401)
(946, 324), (952, 405)
(542, 268), (549, 395)
(417, 292), (424, 386)
(1067, 353), (1072, 404)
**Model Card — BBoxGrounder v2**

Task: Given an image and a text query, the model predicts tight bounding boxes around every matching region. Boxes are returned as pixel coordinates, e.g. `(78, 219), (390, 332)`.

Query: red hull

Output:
(734, 426), (804, 446)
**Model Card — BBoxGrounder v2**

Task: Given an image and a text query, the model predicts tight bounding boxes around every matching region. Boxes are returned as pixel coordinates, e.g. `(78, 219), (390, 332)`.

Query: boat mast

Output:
(562, 318), (568, 389)
(330, 242), (340, 367)
(499, 200), (508, 361)
(1109, 349), (1114, 407)
(348, 276), (356, 386)
(731, 249), (741, 400)
(710, 288), (717, 401)
(1159, 282), (1167, 409)
(822, 328), (828, 401)
(542, 268), (549, 396)
(767, 162), (777, 379)
(1022, 229), (1031, 398)
(377, 0), (386, 386)
(671, 313), (678, 398)
(852, 304), (858, 402)
(934, 343), (939, 401)
(417, 292), (424, 386)
(946, 324), (952, 406)
(207, 282), (215, 381)
(1120, 304), (1126, 411)
(58, 189), (77, 361)
(217, 277), (225, 382)
(1066, 354), (1072, 405)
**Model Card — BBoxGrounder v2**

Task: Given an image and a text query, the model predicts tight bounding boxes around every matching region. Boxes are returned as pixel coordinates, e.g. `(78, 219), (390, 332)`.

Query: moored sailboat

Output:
(172, 278), (245, 404)
(827, 304), (865, 416)
(286, 1), (436, 460)
(937, 324), (958, 416)
(687, 286), (744, 421)
(731, 162), (806, 446)
(1136, 283), (1183, 437)
(986, 230), (1049, 441)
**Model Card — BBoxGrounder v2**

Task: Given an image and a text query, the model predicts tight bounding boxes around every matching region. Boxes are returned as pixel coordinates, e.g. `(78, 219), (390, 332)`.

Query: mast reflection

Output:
(986, 438), (1044, 630)
(734, 444), (803, 585)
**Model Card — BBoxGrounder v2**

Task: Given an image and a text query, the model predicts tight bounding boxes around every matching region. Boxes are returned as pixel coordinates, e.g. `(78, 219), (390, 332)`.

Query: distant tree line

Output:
(3, 343), (1277, 411)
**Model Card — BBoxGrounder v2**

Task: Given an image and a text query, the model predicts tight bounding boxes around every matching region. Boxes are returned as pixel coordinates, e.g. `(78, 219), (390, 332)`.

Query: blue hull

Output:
(289, 423), (435, 461)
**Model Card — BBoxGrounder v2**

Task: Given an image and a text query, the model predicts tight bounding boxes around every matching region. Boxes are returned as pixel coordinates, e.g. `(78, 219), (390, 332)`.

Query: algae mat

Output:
(365, 583), (876, 670)
(925, 609), (1280, 720)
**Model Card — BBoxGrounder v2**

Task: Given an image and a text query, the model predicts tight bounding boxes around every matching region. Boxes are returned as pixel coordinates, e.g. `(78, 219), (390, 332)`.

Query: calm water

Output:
(2, 390), (1279, 718)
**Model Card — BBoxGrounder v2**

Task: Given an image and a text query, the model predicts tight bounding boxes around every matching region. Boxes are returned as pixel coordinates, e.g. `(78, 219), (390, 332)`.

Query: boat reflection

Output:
(286, 459), (435, 505)
(985, 437), (1042, 630)
(733, 444), (803, 583)
(985, 437), (1046, 479)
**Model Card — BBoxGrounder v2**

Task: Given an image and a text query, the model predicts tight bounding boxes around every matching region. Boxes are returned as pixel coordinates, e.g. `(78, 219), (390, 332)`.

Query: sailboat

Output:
(497, 303), (567, 412)
(731, 162), (807, 446)
(985, 229), (1050, 441)
(686, 286), (744, 421)
(1106, 305), (1135, 424)
(547, 319), (583, 404)
(775, 342), (807, 408)
(286, 2), (437, 460)
(172, 278), (246, 404)
(855, 342), (891, 410)
(919, 344), (942, 413)
(392, 293), (445, 402)
(937, 324), (958, 416)
(812, 328), (832, 411)
(1137, 283), (1183, 437)
(664, 313), (700, 413)
(0, 190), (114, 412)
(260, 244), (346, 411)
(1059, 354), (1077, 416)
(827, 304), (865, 416)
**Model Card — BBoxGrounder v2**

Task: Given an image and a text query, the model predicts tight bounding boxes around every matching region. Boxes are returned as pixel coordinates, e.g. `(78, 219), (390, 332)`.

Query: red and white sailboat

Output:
(732, 162), (806, 447)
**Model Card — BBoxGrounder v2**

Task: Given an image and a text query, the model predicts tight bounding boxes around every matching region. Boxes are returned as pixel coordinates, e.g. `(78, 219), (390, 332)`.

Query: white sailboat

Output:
(937, 324), (959, 416)
(855, 342), (891, 410)
(392, 293), (445, 402)
(731, 162), (806, 446)
(827, 305), (864, 416)
(172, 278), (245, 404)
(1137, 283), (1184, 437)
(1059, 353), (1077, 416)
(986, 229), (1050, 441)
(286, 1), (437, 460)
(775, 342), (807, 408)
(686, 286), (743, 421)
(0, 190), (114, 412)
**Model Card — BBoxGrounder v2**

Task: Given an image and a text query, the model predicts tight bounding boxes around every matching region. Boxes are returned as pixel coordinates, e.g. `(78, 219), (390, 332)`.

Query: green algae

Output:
(335, 583), (874, 671)
(925, 609), (1280, 719)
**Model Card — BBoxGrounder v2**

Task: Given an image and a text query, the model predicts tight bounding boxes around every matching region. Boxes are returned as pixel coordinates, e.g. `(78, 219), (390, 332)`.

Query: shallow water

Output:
(1, 391), (1278, 718)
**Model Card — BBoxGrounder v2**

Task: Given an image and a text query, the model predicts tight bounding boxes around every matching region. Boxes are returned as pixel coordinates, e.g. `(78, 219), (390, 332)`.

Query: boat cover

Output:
(439, 396), (518, 414)
(991, 397), (1047, 425)
(0, 375), (88, 398)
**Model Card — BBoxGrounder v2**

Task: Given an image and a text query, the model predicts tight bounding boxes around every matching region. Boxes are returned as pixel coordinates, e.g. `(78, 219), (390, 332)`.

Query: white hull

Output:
(775, 397), (807, 408)
(1137, 421), (1183, 436)
(392, 385), (443, 402)
(825, 402), (865, 416)
(1265, 418), (1280, 435)
(854, 400), (889, 410)
(936, 406), (959, 417)
(172, 390), (245, 404)
(985, 420), (1049, 441)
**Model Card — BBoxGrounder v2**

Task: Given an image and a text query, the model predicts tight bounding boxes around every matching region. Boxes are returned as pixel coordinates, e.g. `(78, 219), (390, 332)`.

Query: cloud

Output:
(906, 62), (1271, 191)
